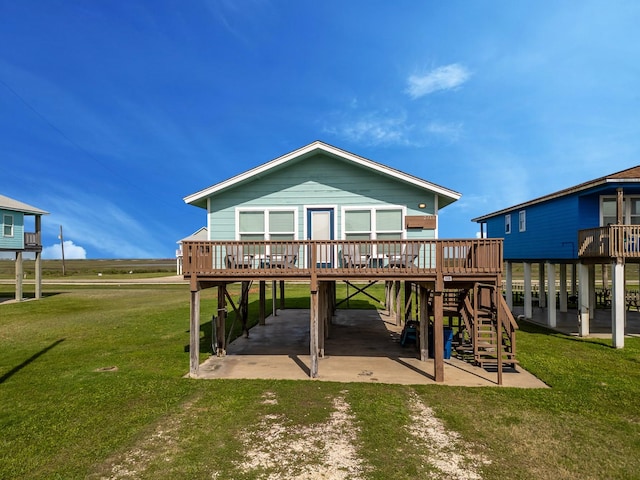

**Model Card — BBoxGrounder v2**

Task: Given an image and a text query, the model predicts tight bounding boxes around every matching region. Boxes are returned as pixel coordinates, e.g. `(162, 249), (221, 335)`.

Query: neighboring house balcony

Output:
(578, 225), (640, 260)
(24, 232), (42, 251)
(182, 238), (503, 283)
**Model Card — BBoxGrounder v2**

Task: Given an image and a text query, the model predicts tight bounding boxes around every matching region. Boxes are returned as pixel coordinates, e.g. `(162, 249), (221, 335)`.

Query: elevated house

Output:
(183, 141), (516, 382)
(0, 194), (48, 301)
(473, 165), (640, 348)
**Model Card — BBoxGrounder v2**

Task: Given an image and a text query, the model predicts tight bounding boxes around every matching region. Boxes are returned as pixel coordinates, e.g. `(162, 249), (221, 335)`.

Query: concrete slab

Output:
(196, 309), (548, 388)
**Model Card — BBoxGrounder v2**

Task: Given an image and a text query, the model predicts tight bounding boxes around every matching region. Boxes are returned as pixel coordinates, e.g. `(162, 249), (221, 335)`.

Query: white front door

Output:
(308, 208), (334, 267)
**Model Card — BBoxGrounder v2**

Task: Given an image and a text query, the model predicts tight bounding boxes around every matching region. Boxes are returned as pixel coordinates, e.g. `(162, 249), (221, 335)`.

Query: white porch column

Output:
(538, 263), (546, 308)
(588, 265), (596, 315)
(559, 263), (568, 313)
(505, 261), (513, 310)
(611, 260), (625, 348)
(578, 263), (590, 337)
(524, 262), (532, 319)
(35, 250), (43, 299)
(546, 262), (557, 328)
(15, 251), (23, 302)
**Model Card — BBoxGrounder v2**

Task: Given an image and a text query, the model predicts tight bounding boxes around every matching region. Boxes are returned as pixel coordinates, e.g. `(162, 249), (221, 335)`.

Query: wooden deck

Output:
(182, 238), (503, 284)
(184, 238), (513, 384)
(579, 225), (640, 261)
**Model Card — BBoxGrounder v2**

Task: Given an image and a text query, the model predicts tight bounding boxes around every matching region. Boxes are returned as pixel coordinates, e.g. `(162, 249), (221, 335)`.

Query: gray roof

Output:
(0, 194), (49, 215)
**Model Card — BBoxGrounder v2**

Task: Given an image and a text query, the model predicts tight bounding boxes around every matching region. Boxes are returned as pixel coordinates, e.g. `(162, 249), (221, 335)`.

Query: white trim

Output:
(235, 207), (299, 241)
(184, 141), (461, 206)
(341, 205), (407, 240)
(303, 205), (338, 241)
(3, 214), (14, 237)
(518, 210), (526, 232)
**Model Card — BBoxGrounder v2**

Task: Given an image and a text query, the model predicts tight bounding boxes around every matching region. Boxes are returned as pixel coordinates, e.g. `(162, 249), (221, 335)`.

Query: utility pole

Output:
(59, 225), (66, 276)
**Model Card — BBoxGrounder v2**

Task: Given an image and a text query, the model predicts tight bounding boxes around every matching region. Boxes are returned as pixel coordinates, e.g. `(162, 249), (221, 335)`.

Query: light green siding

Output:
(207, 153), (438, 240)
(0, 209), (25, 250)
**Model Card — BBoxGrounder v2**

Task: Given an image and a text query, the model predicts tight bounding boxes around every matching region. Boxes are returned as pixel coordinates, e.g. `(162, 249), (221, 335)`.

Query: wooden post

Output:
(272, 280), (277, 316)
(404, 281), (412, 321)
(259, 281), (266, 325)
(310, 277), (319, 378)
(217, 285), (227, 356)
(617, 187), (624, 224)
(394, 281), (402, 326)
(419, 285), (429, 362)
(189, 287), (200, 377)
(434, 243), (445, 382)
(35, 250), (42, 299)
(241, 281), (250, 337)
(15, 251), (23, 302)
(505, 261), (513, 310)
(280, 280), (285, 310)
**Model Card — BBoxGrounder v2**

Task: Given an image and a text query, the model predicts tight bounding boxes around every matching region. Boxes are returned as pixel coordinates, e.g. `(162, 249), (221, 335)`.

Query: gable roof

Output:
(0, 194), (49, 215)
(177, 227), (208, 243)
(184, 141), (461, 209)
(472, 165), (640, 222)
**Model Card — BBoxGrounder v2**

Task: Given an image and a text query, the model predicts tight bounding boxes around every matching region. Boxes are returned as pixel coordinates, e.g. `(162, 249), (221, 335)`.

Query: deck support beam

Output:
(310, 278), (319, 378)
(538, 263), (546, 308)
(578, 262), (590, 337)
(35, 250), (42, 299)
(15, 251), (23, 302)
(523, 262), (532, 319)
(505, 261), (513, 310)
(189, 286), (200, 377)
(419, 285), (430, 361)
(559, 264), (568, 313)
(394, 281), (402, 326)
(612, 259), (625, 348)
(217, 285), (227, 356)
(259, 281), (266, 325)
(546, 262), (557, 328)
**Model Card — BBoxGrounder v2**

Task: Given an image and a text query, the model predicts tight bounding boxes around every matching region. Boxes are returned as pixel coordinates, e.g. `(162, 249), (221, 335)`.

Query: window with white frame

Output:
(505, 214), (511, 234)
(600, 196), (640, 226)
(3, 215), (13, 237)
(238, 209), (296, 241)
(344, 207), (403, 241)
(519, 210), (526, 232)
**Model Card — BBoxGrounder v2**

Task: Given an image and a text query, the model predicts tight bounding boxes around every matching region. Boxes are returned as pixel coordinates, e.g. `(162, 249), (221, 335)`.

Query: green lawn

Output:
(1, 281), (639, 479)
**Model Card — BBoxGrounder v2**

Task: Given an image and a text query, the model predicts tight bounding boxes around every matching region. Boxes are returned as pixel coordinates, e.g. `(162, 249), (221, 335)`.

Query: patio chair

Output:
(387, 242), (420, 268)
(342, 243), (371, 268)
(269, 243), (299, 269)
(225, 244), (254, 269)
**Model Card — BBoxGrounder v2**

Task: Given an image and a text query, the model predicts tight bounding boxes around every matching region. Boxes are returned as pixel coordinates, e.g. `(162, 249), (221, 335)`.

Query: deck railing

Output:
(578, 225), (640, 258)
(23, 232), (41, 248)
(182, 238), (503, 277)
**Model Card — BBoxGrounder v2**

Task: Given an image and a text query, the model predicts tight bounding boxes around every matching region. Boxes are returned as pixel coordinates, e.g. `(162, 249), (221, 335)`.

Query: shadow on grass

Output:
(0, 338), (65, 384)
(518, 319), (614, 349)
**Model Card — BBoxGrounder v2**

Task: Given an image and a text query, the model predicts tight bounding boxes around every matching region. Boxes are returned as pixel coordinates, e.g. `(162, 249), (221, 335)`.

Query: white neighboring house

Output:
(176, 227), (208, 275)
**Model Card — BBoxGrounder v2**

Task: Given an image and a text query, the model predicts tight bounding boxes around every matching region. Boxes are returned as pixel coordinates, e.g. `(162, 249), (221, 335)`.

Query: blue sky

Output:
(2, 1), (640, 259)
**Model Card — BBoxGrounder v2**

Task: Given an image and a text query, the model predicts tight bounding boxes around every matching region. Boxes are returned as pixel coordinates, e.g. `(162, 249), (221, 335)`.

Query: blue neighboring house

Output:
(473, 165), (640, 348)
(0, 194), (49, 301)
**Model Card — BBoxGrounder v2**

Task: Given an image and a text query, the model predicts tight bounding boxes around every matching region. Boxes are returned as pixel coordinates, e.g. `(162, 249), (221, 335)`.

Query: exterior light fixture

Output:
(418, 203), (426, 209)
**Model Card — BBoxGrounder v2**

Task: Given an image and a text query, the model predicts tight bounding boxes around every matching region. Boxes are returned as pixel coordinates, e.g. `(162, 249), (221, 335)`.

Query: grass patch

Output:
(1, 281), (640, 478)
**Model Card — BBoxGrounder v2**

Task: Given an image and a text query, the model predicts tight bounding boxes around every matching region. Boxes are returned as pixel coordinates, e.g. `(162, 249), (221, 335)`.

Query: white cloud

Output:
(42, 240), (87, 260)
(325, 111), (413, 146)
(407, 64), (471, 98)
(425, 121), (463, 142)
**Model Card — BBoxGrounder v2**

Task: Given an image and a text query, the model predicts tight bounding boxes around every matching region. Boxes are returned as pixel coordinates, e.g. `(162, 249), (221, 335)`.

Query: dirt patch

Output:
(230, 390), (367, 479)
(406, 392), (490, 479)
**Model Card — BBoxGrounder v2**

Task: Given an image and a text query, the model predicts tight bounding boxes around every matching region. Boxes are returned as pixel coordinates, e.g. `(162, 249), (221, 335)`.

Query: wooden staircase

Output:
(457, 284), (518, 369)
